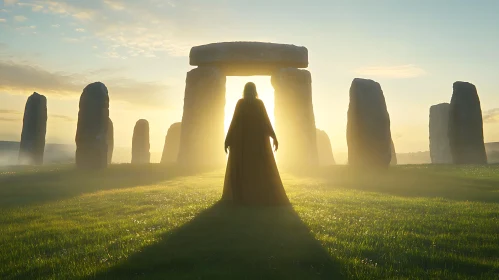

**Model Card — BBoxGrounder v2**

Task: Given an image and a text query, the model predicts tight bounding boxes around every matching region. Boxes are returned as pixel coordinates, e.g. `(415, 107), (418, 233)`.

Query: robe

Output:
(222, 98), (290, 206)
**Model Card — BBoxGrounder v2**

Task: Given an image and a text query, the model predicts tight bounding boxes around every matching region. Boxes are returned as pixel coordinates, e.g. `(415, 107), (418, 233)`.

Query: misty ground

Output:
(0, 164), (498, 279)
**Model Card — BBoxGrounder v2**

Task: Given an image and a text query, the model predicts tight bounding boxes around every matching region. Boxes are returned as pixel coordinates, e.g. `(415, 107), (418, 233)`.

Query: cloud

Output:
(14, 15), (27, 22)
(63, 36), (87, 43)
(0, 117), (21, 122)
(103, 0), (125, 10)
(26, 0), (234, 58)
(0, 18), (6, 23)
(75, 28), (85, 32)
(0, 109), (22, 115)
(50, 114), (75, 122)
(0, 109), (22, 122)
(17, 2), (44, 12)
(0, 110), (75, 122)
(354, 64), (426, 79)
(4, 0), (18, 6)
(483, 108), (499, 123)
(0, 60), (171, 108)
(28, 1), (97, 21)
(51, 24), (60, 28)
(15, 25), (36, 30)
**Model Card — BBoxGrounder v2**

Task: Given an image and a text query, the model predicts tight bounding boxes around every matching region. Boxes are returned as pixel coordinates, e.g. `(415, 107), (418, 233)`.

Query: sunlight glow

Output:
(224, 76), (275, 137)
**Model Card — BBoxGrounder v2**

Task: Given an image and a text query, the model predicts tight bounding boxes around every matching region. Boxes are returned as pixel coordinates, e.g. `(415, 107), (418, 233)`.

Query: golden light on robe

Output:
(224, 76), (275, 137)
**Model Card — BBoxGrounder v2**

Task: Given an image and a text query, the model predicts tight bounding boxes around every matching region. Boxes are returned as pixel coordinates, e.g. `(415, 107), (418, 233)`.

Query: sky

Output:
(1, 0), (499, 158)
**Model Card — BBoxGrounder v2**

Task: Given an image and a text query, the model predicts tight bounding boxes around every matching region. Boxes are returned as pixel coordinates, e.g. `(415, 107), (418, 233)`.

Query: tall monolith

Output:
(19, 92), (47, 165)
(132, 119), (150, 164)
(161, 122), (181, 164)
(429, 103), (452, 164)
(177, 67), (226, 167)
(347, 78), (392, 167)
(316, 129), (335, 165)
(448, 82), (487, 164)
(107, 118), (114, 164)
(272, 68), (318, 168)
(75, 82), (109, 169)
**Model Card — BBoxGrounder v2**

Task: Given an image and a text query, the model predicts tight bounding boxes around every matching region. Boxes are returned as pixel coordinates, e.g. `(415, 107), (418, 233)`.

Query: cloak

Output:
(223, 98), (290, 206)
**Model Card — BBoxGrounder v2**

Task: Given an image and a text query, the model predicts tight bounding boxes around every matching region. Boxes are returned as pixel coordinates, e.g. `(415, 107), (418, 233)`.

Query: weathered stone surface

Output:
(429, 103), (452, 164)
(161, 122), (181, 164)
(107, 118), (114, 164)
(178, 67), (226, 167)
(390, 139), (397, 165)
(316, 129), (335, 165)
(448, 82), (487, 164)
(190, 42), (308, 76)
(272, 68), (318, 168)
(347, 78), (392, 167)
(75, 82), (109, 169)
(19, 92), (47, 165)
(132, 119), (150, 164)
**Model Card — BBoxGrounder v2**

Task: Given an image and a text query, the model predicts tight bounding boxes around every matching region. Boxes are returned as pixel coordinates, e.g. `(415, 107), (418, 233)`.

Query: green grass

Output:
(0, 164), (498, 279)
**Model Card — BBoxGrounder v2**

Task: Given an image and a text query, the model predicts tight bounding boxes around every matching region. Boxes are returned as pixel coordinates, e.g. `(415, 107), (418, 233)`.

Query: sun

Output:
(224, 76), (275, 136)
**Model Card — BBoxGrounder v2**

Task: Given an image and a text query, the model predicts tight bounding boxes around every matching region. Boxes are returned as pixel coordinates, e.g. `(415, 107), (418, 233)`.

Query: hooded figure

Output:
(222, 82), (290, 206)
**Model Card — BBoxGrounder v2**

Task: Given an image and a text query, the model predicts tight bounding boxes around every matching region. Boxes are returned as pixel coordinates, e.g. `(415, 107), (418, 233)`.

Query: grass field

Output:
(0, 164), (498, 279)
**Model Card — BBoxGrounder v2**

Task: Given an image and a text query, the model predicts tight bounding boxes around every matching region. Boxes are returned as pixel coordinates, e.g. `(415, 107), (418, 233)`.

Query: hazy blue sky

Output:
(1, 0), (498, 156)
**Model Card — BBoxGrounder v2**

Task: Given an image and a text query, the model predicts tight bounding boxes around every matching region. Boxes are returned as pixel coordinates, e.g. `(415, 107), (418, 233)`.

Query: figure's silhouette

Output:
(222, 82), (290, 206)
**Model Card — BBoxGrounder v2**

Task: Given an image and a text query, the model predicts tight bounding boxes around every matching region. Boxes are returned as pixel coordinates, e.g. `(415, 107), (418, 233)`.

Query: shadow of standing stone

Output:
(347, 78), (392, 168)
(132, 119), (150, 164)
(449, 82), (487, 164)
(19, 92), (47, 165)
(75, 82), (109, 169)
(161, 122), (181, 164)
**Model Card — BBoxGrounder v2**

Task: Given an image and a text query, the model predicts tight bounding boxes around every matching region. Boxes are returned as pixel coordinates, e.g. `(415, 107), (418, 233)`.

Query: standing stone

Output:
(107, 118), (114, 164)
(19, 92), (47, 165)
(161, 122), (181, 164)
(347, 78), (392, 167)
(429, 103), (452, 164)
(131, 119), (150, 164)
(75, 82), (109, 169)
(272, 68), (318, 168)
(448, 82), (487, 164)
(316, 129), (335, 165)
(390, 139), (397, 165)
(177, 67), (226, 167)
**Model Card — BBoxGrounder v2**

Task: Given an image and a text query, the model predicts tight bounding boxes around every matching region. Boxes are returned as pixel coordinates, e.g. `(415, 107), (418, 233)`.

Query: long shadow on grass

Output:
(0, 164), (213, 209)
(88, 202), (344, 280)
(291, 165), (499, 203)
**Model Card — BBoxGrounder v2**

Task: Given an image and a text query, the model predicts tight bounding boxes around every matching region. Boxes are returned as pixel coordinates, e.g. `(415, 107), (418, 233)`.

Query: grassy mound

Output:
(0, 164), (498, 279)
